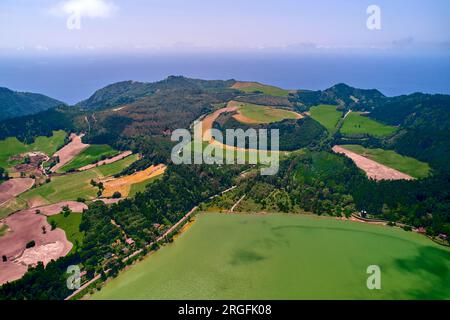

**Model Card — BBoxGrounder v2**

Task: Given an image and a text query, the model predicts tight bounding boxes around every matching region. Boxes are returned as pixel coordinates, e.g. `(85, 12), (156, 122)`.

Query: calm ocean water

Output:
(0, 53), (449, 104)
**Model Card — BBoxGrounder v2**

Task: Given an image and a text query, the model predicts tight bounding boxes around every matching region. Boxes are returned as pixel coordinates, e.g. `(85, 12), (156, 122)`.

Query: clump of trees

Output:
(25, 241), (36, 249)
(0, 167), (8, 182)
(112, 192), (122, 199)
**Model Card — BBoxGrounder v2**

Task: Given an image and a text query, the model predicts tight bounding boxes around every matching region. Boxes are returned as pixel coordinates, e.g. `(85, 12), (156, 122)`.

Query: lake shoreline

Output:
(90, 211), (449, 300)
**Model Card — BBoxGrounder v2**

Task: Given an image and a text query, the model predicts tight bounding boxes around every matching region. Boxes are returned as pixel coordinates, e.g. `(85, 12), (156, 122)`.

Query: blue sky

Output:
(0, 0), (449, 54)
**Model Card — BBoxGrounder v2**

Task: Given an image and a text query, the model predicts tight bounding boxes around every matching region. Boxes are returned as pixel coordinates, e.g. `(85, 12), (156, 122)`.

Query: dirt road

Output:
(0, 178), (35, 206)
(78, 151), (133, 171)
(50, 133), (89, 172)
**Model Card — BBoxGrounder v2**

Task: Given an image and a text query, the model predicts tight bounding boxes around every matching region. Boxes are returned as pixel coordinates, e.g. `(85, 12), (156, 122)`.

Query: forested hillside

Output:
(290, 83), (385, 111)
(77, 76), (236, 109)
(0, 107), (75, 143)
(370, 94), (450, 173)
(0, 87), (63, 121)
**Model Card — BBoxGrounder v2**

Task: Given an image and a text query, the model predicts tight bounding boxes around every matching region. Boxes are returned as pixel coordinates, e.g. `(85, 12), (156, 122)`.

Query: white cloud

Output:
(50, 0), (118, 19)
(35, 45), (49, 51)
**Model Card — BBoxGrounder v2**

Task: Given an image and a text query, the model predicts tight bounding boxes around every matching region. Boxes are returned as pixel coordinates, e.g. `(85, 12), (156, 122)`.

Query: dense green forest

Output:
(370, 94), (450, 173)
(213, 114), (328, 151)
(0, 107), (75, 143)
(290, 83), (385, 111)
(0, 87), (63, 121)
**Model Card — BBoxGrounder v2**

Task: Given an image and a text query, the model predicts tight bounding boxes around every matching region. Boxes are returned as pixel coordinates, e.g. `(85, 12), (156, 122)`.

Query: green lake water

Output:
(93, 213), (450, 300)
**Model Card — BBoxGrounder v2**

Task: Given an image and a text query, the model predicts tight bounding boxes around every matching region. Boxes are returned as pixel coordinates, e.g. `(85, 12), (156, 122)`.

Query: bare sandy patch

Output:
(50, 133), (89, 172)
(113, 106), (126, 112)
(34, 201), (88, 216)
(0, 206), (73, 285)
(78, 151), (133, 171)
(16, 241), (67, 266)
(0, 178), (35, 206)
(26, 196), (48, 208)
(350, 95), (360, 103)
(332, 145), (414, 181)
(199, 101), (239, 142)
(231, 82), (261, 89)
(102, 164), (167, 198)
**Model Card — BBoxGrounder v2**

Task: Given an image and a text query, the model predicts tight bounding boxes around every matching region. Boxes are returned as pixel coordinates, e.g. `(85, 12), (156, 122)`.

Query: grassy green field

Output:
(309, 105), (342, 133)
(182, 140), (287, 168)
(236, 103), (299, 124)
(48, 213), (84, 250)
(92, 213), (450, 300)
(340, 145), (431, 179)
(340, 112), (397, 137)
(129, 175), (163, 198)
(16, 155), (139, 209)
(0, 198), (28, 219)
(59, 144), (119, 173)
(235, 83), (290, 97)
(0, 224), (8, 237)
(0, 130), (67, 168)
(96, 154), (139, 177)
(20, 170), (101, 205)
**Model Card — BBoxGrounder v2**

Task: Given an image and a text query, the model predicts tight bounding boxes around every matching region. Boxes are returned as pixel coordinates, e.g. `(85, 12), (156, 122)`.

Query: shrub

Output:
(26, 240), (36, 249)
(50, 220), (57, 231)
(112, 192), (122, 199)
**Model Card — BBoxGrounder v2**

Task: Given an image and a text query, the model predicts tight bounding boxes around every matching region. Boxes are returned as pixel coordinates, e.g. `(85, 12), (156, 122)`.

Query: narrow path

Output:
(65, 184), (238, 300)
(78, 151), (133, 172)
(343, 109), (352, 119)
(84, 116), (91, 133)
(230, 194), (245, 212)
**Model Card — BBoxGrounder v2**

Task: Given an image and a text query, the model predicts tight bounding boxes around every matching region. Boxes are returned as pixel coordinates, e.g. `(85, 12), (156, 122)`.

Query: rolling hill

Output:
(1, 77), (450, 300)
(0, 87), (64, 121)
(77, 76), (236, 109)
(291, 83), (385, 111)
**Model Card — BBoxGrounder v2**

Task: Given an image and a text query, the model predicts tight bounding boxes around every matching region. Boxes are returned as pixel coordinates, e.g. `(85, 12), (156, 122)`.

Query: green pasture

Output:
(340, 112), (397, 137)
(309, 105), (342, 133)
(340, 145), (430, 179)
(59, 144), (119, 173)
